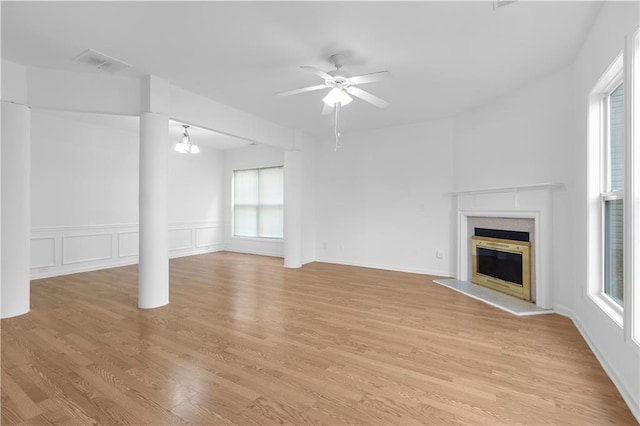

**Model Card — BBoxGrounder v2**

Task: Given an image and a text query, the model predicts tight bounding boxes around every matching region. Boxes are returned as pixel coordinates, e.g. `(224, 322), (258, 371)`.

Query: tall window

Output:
(588, 53), (625, 323)
(603, 82), (624, 306)
(233, 166), (284, 239)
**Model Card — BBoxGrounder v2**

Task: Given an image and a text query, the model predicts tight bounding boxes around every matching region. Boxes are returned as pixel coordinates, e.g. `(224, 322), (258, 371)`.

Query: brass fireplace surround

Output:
(471, 236), (531, 301)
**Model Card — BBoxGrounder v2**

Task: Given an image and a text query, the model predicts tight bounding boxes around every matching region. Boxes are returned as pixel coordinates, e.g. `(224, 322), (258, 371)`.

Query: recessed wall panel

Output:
(118, 231), (139, 257)
(169, 228), (192, 251)
(31, 237), (56, 268)
(62, 233), (112, 265)
(196, 226), (222, 248)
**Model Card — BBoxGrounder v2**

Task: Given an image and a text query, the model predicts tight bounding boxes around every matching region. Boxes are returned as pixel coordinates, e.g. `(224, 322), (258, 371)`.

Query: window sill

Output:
(588, 292), (624, 327)
(231, 236), (283, 242)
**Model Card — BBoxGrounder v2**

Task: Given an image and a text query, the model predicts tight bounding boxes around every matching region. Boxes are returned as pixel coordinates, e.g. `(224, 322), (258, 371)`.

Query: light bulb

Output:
(174, 142), (188, 153)
(323, 88), (352, 106)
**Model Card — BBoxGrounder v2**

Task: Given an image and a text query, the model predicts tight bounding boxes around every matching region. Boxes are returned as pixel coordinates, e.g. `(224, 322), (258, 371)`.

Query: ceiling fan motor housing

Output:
(326, 72), (350, 89)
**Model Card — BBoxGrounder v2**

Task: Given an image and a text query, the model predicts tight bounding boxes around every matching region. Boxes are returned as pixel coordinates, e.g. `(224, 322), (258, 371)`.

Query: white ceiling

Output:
(2, 1), (602, 139)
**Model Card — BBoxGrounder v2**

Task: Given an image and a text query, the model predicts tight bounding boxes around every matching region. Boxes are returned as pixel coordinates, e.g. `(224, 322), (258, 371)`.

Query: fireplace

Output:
(471, 228), (532, 301)
(454, 183), (563, 309)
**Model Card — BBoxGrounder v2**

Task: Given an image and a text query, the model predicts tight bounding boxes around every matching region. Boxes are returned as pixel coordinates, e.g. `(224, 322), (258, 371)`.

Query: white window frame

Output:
(587, 52), (625, 326)
(628, 29), (639, 345)
(232, 166), (284, 240)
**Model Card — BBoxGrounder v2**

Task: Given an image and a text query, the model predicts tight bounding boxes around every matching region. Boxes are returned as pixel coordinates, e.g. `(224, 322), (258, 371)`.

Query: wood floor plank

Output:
(0, 372), (42, 420)
(2, 251), (637, 425)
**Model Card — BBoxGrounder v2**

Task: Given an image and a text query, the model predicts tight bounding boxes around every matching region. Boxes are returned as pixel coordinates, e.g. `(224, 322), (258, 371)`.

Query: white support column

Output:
(138, 112), (169, 309)
(284, 150), (303, 268)
(1, 101), (31, 319)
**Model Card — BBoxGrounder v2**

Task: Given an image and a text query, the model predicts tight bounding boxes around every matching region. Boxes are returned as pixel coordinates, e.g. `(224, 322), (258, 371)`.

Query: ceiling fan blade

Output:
(321, 103), (333, 115)
(348, 70), (390, 85)
(346, 86), (389, 109)
(278, 84), (327, 97)
(300, 65), (333, 80)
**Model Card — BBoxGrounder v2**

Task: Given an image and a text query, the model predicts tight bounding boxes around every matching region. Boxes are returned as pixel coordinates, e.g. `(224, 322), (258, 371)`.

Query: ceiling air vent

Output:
(73, 49), (132, 73)
(494, 0), (517, 10)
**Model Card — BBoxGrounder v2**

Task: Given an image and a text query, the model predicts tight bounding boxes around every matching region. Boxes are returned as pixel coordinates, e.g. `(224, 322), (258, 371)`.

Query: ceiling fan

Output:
(278, 53), (390, 115)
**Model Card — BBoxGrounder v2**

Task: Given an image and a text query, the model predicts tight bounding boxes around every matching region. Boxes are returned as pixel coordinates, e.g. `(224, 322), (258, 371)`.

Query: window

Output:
(603, 82), (624, 306)
(631, 29), (639, 344)
(588, 53), (625, 323)
(233, 166), (283, 239)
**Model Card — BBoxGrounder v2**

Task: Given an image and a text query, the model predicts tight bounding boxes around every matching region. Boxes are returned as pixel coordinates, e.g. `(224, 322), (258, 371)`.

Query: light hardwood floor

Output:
(1, 251), (636, 425)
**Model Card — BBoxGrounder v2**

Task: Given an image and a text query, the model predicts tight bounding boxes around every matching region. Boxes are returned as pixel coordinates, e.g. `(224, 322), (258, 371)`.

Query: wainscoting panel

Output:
(195, 226), (221, 248)
(62, 233), (113, 265)
(169, 228), (193, 252)
(30, 221), (224, 279)
(30, 237), (56, 269)
(118, 231), (139, 258)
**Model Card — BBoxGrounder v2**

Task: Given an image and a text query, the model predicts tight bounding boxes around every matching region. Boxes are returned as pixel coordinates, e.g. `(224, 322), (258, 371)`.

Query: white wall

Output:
(453, 66), (573, 191)
(167, 136), (225, 259)
(297, 131), (317, 264)
(168, 139), (225, 225)
(569, 1), (639, 418)
(2, 60), (28, 104)
(31, 111), (139, 228)
(314, 119), (456, 276)
(27, 66), (142, 116)
(30, 110), (225, 278)
(223, 144), (286, 258)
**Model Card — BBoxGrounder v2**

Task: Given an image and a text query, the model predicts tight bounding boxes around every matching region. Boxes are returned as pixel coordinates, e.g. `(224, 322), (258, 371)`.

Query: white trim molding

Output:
(30, 221), (224, 279)
(626, 29), (639, 346)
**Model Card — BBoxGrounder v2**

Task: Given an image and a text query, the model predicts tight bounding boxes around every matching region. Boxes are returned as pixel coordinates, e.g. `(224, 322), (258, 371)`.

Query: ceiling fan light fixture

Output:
(323, 88), (352, 106)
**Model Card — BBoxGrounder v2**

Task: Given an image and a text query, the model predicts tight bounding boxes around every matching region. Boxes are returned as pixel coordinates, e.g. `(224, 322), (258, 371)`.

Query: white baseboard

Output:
(554, 305), (640, 423)
(31, 246), (225, 280)
(31, 257), (138, 280)
(223, 248), (284, 259)
(313, 256), (453, 278)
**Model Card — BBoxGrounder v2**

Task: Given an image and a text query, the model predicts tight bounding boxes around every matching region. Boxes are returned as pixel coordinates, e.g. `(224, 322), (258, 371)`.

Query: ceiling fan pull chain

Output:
(334, 102), (341, 151)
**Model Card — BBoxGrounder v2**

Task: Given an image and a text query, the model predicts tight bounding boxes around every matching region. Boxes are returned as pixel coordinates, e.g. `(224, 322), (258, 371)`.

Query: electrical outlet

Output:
(436, 250), (443, 260)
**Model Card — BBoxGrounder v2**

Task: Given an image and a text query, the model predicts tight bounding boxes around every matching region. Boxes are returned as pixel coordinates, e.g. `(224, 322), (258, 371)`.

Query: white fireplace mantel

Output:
(454, 183), (564, 309)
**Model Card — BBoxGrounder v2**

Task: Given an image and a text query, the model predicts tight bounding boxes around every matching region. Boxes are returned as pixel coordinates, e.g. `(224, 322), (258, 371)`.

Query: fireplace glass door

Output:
(477, 248), (523, 285)
(471, 236), (531, 300)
